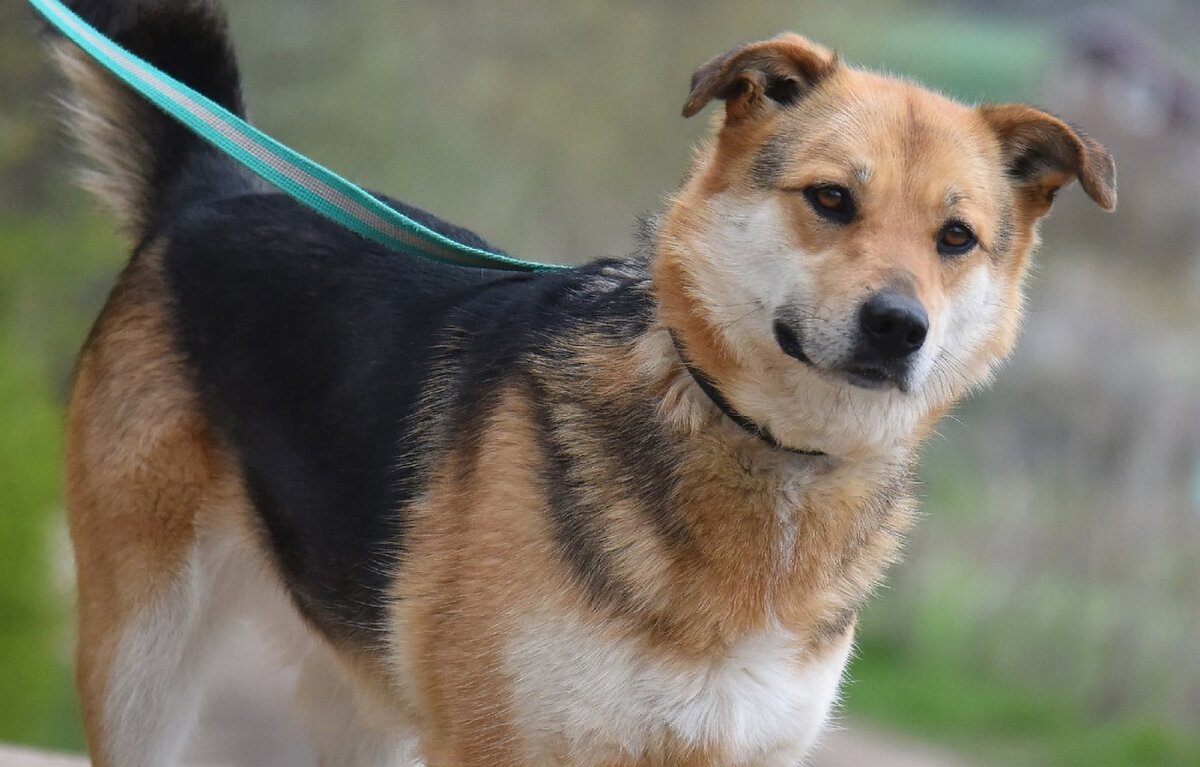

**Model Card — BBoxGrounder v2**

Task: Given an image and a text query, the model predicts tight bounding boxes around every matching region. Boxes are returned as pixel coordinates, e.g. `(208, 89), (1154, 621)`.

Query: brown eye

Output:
(937, 222), (977, 256)
(803, 184), (856, 224)
(816, 187), (844, 209)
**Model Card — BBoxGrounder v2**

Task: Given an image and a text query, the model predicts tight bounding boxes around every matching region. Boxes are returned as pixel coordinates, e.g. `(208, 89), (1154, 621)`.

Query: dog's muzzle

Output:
(774, 291), (929, 392)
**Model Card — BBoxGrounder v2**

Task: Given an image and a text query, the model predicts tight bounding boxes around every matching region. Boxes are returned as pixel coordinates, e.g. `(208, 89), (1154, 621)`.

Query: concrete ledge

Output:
(0, 745), (87, 767)
(1, 729), (977, 767)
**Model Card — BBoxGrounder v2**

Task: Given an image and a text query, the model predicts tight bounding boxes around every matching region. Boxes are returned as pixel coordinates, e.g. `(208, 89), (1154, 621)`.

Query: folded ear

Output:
(980, 104), (1117, 213)
(682, 33), (837, 125)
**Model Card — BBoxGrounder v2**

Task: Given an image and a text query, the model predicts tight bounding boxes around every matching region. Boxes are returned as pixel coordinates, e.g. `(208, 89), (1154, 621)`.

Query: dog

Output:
(47, 1), (1116, 764)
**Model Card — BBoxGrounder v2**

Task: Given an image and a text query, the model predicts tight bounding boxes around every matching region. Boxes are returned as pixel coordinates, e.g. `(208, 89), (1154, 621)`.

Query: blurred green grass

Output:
(847, 636), (1200, 767)
(0, 209), (117, 751)
(0, 327), (77, 748)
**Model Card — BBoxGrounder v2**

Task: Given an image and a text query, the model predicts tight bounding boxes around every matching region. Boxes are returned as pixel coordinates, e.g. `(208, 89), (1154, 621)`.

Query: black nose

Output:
(859, 293), (929, 359)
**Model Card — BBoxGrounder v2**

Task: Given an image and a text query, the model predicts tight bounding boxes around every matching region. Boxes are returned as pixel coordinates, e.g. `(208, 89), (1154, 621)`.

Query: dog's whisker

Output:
(716, 305), (767, 330)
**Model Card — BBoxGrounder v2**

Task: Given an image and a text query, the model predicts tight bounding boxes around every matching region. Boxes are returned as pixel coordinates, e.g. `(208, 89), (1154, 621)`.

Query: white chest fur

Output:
(505, 613), (853, 765)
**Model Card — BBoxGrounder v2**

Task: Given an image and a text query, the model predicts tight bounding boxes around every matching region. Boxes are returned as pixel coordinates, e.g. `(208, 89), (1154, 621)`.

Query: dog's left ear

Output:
(980, 104), (1117, 214)
(682, 33), (837, 125)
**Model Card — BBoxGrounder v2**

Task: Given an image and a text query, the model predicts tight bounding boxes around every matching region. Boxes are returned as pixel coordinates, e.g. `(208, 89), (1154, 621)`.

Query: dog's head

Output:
(655, 34), (1115, 458)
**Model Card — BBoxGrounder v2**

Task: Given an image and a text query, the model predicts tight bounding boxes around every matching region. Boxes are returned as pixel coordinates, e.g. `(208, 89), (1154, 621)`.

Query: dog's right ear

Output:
(682, 33), (837, 125)
(980, 104), (1117, 214)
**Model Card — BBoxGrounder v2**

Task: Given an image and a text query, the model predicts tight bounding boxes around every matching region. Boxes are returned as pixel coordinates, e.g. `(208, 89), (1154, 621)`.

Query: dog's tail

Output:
(45, 0), (256, 243)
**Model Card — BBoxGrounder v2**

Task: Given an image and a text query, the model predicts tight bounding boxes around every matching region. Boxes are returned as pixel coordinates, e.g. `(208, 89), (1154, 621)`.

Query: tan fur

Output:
(565, 333), (912, 656)
(397, 384), (556, 766)
(65, 246), (212, 762)
(52, 44), (158, 242)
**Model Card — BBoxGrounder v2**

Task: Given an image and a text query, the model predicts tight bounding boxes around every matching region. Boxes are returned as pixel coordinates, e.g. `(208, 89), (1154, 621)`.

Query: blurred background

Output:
(2, 0), (1198, 764)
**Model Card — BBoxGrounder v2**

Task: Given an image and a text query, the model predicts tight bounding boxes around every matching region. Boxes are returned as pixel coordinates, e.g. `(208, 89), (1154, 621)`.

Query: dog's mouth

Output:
(839, 364), (899, 391)
(774, 320), (908, 392)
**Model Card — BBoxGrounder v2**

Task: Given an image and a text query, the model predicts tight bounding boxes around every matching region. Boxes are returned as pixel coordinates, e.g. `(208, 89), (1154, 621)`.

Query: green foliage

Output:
(0, 329), (74, 747)
(847, 638), (1200, 767)
(832, 12), (1049, 103)
(0, 210), (119, 751)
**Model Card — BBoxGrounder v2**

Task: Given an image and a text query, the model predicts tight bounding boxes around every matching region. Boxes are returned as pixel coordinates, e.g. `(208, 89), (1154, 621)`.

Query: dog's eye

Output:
(803, 185), (856, 224)
(937, 222), (977, 256)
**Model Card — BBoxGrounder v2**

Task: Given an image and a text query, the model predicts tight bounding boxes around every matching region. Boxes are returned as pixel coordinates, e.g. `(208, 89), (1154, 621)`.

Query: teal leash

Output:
(30, 0), (570, 273)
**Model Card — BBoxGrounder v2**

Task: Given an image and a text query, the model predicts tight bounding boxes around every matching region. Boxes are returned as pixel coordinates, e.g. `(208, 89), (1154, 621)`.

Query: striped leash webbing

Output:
(29, 0), (571, 273)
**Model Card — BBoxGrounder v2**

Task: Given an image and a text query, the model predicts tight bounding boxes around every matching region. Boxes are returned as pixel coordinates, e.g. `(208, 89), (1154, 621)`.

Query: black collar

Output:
(670, 334), (825, 457)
